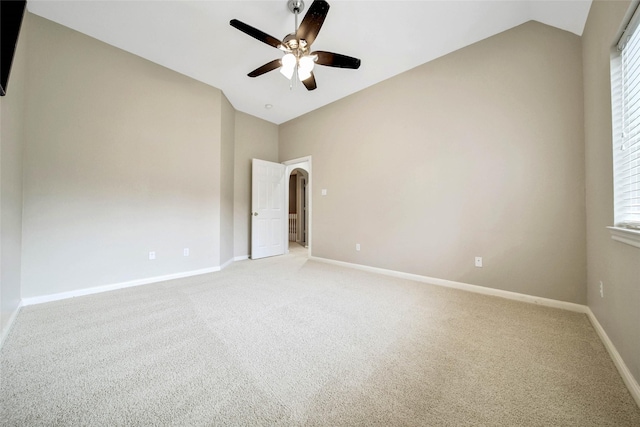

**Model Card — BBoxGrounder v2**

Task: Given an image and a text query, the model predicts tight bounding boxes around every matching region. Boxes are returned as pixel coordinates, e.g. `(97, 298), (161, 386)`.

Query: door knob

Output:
(253, 212), (258, 216)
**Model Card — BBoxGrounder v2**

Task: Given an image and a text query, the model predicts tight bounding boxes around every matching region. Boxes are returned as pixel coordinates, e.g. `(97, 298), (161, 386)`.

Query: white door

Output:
(251, 159), (286, 259)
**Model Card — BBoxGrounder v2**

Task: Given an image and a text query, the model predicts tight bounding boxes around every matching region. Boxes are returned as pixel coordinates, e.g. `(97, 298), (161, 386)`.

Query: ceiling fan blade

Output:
(248, 59), (282, 77)
(302, 72), (317, 91)
(313, 51), (361, 69)
(296, 0), (330, 46)
(230, 19), (283, 50)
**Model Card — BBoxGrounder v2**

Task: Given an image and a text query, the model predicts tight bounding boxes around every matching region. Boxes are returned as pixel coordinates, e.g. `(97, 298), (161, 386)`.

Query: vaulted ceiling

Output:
(27, 1), (592, 124)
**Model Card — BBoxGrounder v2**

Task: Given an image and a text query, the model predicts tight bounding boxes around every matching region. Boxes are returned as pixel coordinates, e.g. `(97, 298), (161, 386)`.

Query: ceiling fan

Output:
(230, 0), (361, 91)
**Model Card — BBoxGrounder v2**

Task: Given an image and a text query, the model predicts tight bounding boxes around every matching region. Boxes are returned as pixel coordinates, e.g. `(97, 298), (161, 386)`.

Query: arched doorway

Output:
(284, 156), (311, 256)
(288, 168), (309, 247)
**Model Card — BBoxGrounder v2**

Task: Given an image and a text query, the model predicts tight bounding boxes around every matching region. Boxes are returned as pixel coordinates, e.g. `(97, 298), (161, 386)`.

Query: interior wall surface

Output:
(233, 111), (279, 259)
(220, 95), (235, 266)
(21, 14), (224, 298)
(279, 21), (586, 304)
(0, 11), (28, 338)
(582, 0), (640, 386)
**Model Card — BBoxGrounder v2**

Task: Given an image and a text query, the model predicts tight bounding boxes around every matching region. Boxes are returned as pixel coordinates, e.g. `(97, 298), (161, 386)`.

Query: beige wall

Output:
(220, 95), (235, 266)
(233, 112), (279, 258)
(280, 21), (586, 304)
(0, 12), (28, 338)
(582, 0), (640, 386)
(21, 14), (225, 298)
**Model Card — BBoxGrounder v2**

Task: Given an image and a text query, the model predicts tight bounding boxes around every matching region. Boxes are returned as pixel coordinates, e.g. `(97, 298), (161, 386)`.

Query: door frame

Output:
(283, 156), (312, 255)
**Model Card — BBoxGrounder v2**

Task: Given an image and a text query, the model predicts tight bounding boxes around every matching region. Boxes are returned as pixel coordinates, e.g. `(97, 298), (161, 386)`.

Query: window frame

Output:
(609, 2), (640, 249)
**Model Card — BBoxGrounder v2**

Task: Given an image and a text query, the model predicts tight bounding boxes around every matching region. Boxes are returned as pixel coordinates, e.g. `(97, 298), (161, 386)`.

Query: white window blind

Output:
(616, 7), (640, 230)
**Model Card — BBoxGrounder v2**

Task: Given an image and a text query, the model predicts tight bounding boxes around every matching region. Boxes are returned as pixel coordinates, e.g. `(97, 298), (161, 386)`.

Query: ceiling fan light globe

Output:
(298, 67), (312, 81)
(299, 55), (315, 73)
(280, 53), (297, 79)
(282, 53), (296, 67)
(280, 65), (295, 80)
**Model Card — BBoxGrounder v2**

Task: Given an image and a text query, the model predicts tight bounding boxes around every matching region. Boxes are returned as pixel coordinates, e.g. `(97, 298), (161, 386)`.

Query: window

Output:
(610, 4), (640, 248)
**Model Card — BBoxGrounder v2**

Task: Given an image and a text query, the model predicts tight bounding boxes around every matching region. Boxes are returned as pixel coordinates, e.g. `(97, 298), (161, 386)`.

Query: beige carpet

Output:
(2, 245), (639, 426)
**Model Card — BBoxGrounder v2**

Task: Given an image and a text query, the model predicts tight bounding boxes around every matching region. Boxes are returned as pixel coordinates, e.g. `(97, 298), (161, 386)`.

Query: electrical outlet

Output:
(183, 248), (190, 257)
(475, 257), (483, 267)
(599, 281), (604, 298)
(149, 251), (156, 260)
(356, 243), (361, 251)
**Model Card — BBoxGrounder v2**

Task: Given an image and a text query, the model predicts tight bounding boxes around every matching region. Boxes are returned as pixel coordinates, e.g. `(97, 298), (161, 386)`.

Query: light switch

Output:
(322, 189), (327, 196)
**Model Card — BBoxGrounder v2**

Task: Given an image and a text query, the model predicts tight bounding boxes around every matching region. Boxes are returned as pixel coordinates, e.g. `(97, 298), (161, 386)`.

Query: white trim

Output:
(310, 256), (640, 405)
(1, 302), (23, 348)
(607, 226), (640, 249)
(220, 258), (234, 270)
(7, 255), (640, 406)
(21, 266), (221, 306)
(282, 155), (312, 166)
(310, 256), (588, 313)
(586, 308), (640, 407)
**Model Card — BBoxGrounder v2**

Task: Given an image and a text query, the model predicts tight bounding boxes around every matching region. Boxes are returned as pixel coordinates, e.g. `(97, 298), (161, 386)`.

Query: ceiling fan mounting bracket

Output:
(287, 0), (305, 15)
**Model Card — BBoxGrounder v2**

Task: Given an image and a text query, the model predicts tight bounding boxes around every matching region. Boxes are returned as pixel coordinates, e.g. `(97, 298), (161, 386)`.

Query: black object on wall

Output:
(1, 0), (26, 96)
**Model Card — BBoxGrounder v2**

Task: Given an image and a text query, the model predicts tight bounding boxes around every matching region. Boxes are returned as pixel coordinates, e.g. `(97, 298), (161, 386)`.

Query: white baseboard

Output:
(220, 258), (234, 270)
(1, 302), (23, 348)
(21, 266), (221, 306)
(10, 254), (640, 408)
(586, 308), (640, 407)
(310, 256), (587, 313)
(310, 256), (640, 406)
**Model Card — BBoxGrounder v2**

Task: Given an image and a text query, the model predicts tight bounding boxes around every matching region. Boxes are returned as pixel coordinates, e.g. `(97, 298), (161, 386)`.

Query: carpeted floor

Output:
(1, 245), (639, 426)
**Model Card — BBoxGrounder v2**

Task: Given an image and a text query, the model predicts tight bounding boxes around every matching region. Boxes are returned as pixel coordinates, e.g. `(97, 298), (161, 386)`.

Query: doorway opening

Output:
(284, 156), (311, 257)
(288, 168), (308, 247)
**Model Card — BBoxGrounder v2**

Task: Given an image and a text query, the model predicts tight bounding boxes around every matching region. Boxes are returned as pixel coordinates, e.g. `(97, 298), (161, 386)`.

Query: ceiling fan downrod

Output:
(287, 0), (305, 89)
(288, 0), (304, 41)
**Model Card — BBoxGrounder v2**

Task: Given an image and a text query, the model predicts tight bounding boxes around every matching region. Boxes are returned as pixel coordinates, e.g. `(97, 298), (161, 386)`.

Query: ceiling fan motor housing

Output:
(283, 34), (308, 52)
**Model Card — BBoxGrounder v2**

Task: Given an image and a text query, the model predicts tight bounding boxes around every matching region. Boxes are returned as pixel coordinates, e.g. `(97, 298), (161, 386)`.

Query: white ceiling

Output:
(27, 0), (592, 124)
